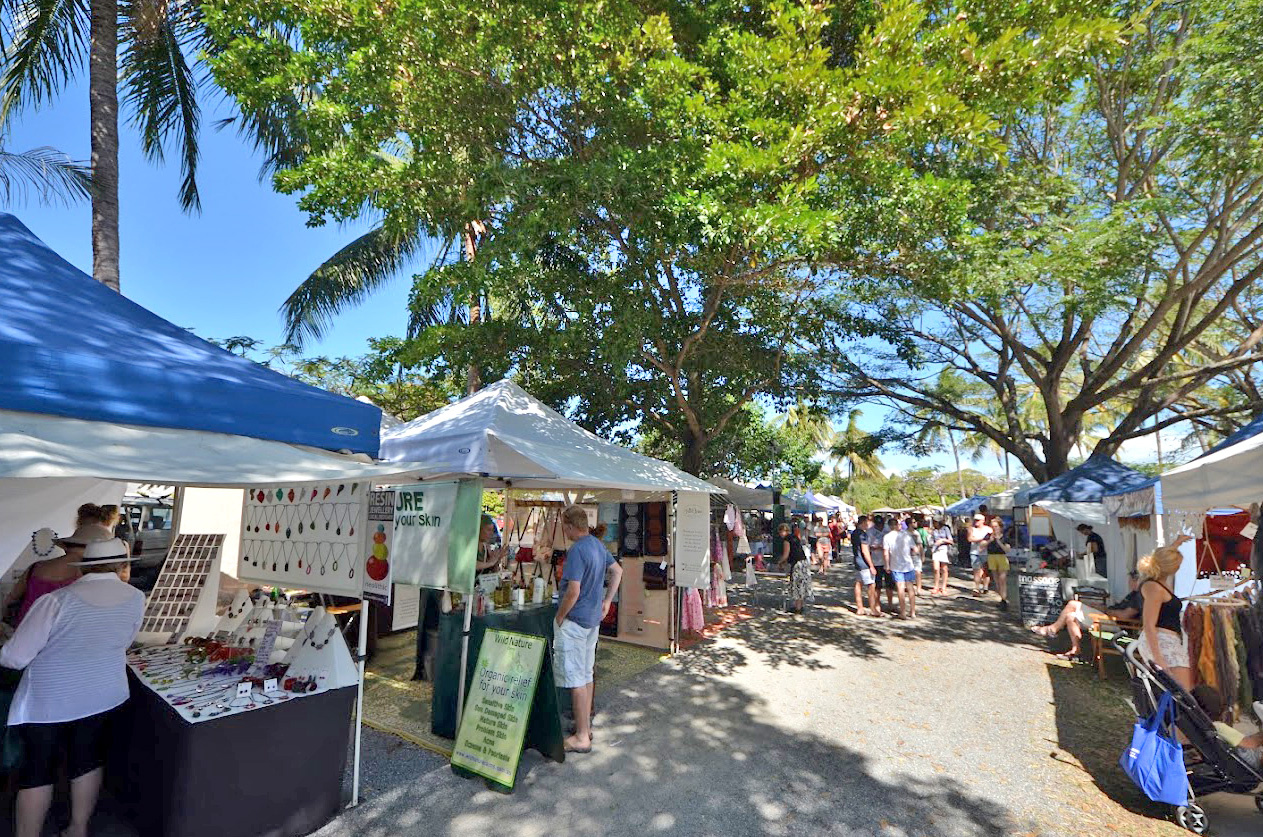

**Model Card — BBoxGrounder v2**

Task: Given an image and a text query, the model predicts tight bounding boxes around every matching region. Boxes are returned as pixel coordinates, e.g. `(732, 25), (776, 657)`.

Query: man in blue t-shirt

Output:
(555, 505), (623, 754)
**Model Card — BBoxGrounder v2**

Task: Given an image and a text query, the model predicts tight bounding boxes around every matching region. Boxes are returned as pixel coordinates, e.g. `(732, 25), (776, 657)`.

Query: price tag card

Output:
(1241, 522), (1258, 541)
(263, 678), (280, 695)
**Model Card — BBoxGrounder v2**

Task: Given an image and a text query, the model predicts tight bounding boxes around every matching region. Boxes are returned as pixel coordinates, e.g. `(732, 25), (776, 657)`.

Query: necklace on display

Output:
(30, 530), (58, 558)
(305, 624), (336, 650)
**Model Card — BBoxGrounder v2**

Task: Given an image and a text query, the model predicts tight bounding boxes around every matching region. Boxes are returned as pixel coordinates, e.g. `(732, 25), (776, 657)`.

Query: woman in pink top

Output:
(5, 525), (103, 626)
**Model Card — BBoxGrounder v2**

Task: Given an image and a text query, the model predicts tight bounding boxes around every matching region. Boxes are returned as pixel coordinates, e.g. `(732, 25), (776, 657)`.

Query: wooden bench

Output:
(1088, 613), (1141, 679)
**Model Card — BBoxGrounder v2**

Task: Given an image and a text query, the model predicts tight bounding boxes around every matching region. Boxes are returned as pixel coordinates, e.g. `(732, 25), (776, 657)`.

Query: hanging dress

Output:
(682, 588), (705, 633)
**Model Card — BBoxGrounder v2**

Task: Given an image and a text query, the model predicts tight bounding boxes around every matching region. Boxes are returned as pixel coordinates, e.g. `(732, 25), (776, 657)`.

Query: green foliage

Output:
(840, 467), (1007, 510)
(203, 0), (1114, 475)
(211, 336), (455, 421)
(832, 0), (1263, 481)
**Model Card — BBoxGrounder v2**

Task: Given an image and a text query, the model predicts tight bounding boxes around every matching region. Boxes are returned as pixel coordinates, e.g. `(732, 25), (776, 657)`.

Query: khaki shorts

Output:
(987, 552), (1010, 573)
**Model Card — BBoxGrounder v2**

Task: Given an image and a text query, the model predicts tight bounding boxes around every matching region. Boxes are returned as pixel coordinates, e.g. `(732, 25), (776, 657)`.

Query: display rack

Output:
(137, 534), (223, 643)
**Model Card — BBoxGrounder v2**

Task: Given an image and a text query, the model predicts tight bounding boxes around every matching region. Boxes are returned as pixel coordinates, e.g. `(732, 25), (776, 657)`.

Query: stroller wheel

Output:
(1255, 793), (1263, 815)
(1175, 803), (1208, 834)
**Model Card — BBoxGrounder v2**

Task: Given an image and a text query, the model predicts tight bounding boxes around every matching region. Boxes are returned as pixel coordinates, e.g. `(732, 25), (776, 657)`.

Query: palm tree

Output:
(2, 0), (213, 290)
(778, 401), (837, 450)
(831, 409), (884, 481)
(0, 144), (89, 204)
(916, 419), (966, 500)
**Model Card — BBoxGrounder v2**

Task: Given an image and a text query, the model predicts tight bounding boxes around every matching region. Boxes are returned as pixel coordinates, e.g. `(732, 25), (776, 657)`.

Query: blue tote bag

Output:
(1119, 692), (1188, 806)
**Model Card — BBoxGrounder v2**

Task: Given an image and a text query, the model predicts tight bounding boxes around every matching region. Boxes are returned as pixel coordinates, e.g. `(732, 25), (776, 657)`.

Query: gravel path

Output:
(323, 569), (1257, 837)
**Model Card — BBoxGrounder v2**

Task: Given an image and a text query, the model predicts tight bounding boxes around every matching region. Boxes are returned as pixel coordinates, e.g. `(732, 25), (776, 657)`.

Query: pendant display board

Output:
(619, 502), (668, 558)
(238, 481), (369, 597)
(284, 612), (358, 689)
(137, 534), (224, 645)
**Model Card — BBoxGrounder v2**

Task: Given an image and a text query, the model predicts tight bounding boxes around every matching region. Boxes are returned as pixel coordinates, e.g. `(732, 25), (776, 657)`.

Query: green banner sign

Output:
(450, 629), (547, 790)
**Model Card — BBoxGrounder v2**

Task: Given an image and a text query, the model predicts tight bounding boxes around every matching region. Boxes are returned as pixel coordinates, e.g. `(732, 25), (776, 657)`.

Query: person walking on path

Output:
(883, 521), (920, 619)
(851, 516), (879, 617)
(930, 517), (953, 595)
(867, 515), (893, 612)
(814, 515), (833, 574)
(554, 505), (624, 754)
(829, 514), (845, 571)
(914, 518), (931, 593)
(987, 516), (1013, 611)
(967, 514), (993, 597)
(778, 522), (811, 614)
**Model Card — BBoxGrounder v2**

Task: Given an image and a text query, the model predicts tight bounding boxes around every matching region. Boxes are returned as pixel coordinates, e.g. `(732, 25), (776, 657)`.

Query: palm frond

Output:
(283, 224), (428, 345)
(119, 0), (207, 211)
(0, 145), (90, 205)
(0, 0), (89, 122)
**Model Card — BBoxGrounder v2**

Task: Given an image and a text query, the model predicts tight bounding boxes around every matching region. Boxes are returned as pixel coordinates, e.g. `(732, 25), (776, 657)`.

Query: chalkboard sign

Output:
(1018, 573), (1064, 628)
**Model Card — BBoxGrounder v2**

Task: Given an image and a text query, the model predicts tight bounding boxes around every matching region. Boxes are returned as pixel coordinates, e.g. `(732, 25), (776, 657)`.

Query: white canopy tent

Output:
(1160, 429), (1263, 518)
(707, 477), (776, 511)
(381, 380), (719, 496)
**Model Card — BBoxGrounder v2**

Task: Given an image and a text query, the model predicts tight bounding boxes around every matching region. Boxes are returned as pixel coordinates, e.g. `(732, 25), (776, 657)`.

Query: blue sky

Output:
(4, 78), (418, 359)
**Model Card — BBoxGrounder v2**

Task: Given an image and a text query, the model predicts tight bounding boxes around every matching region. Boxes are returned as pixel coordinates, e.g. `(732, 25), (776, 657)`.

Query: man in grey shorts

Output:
(966, 513), (993, 596)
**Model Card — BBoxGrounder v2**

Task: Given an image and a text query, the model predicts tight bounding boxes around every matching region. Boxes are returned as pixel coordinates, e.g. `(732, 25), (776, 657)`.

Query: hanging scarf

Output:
(1198, 606), (1218, 691)
(1184, 605), (1205, 688)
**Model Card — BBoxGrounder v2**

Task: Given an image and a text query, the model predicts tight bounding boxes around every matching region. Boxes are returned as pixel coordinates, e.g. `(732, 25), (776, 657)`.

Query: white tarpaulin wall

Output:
(1160, 429), (1263, 516)
(0, 409), (418, 486)
(380, 380), (722, 495)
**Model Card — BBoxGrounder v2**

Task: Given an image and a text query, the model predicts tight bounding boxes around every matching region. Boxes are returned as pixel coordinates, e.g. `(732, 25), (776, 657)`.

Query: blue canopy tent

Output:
(1013, 455), (1150, 507)
(0, 213), (380, 455)
(944, 495), (988, 516)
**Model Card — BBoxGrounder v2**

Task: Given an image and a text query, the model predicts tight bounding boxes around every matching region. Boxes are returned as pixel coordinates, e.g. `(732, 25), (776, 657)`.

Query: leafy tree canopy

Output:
(204, 0), (1118, 474)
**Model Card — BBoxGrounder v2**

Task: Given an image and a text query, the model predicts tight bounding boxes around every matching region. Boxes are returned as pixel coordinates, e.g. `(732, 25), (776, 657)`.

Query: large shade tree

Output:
(829, 0), (1263, 481)
(205, 0), (1115, 474)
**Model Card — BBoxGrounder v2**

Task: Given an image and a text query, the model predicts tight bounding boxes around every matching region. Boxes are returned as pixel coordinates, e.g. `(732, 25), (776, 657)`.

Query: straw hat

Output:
(69, 538), (130, 567)
(55, 524), (113, 548)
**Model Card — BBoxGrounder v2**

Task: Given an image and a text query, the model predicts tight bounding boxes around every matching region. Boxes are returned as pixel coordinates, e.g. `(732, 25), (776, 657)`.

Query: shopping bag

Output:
(1119, 692), (1188, 806)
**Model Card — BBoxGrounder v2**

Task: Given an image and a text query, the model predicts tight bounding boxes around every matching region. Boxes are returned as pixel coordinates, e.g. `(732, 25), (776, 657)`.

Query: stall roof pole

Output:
(351, 598), (369, 807)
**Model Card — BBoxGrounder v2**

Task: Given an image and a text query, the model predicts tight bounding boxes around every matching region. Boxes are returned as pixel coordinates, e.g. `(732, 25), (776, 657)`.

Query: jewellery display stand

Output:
(137, 534), (224, 645)
(214, 588), (251, 635)
(283, 606), (326, 664)
(283, 612), (358, 690)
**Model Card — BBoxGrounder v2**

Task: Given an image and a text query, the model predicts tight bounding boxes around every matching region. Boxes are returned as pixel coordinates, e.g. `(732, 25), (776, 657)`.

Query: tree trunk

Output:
(463, 224), (481, 395)
(89, 0), (120, 291)
(1003, 452), (1011, 488)
(948, 428), (965, 500)
(1154, 413), (1163, 468)
(680, 430), (708, 476)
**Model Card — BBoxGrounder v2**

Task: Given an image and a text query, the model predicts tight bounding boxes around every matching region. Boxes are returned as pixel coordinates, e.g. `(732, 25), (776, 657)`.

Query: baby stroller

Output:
(1119, 640), (1263, 833)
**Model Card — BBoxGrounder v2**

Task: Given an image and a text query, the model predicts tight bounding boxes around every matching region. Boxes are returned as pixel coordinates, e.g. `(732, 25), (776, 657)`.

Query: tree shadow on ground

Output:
(677, 569), (1046, 678)
(327, 661), (1043, 837)
(1044, 661), (1186, 835)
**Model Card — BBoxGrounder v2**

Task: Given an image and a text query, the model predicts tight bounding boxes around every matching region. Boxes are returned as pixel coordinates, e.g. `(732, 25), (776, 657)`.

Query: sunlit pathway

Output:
(322, 571), (1245, 837)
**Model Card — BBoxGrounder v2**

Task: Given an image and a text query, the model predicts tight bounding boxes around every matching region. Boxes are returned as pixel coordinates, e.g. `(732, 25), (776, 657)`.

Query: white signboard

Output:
(673, 490), (711, 589)
(391, 584), (421, 631)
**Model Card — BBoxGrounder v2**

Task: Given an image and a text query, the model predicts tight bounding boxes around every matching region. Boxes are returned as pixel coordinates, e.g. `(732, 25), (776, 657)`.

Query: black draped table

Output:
(431, 603), (565, 763)
(108, 670), (356, 837)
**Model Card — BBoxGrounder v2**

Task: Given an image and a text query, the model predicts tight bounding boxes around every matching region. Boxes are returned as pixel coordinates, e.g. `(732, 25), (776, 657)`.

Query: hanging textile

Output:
(1240, 602), (1263, 704)
(1233, 618), (1251, 718)
(1214, 610), (1239, 718)
(1198, 606), (1218, 691)
(709, 560), (728, 608)
(1184, 605), (1205, 688)
(682, 588), (705, 633)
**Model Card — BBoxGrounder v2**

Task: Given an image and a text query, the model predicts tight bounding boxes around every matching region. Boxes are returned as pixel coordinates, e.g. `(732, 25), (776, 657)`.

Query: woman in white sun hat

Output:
(0, 538), (144, 837)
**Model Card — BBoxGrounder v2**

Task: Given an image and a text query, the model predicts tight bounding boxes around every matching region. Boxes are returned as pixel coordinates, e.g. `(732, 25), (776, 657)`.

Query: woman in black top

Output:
(777, 522), (811, 614)
(1136, 535), (1194, 690)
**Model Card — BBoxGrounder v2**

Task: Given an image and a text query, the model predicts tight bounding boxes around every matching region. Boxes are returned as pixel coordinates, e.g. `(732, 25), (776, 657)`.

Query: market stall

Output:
(379, 381), (724, 748)
(0, 213), (421, 837)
